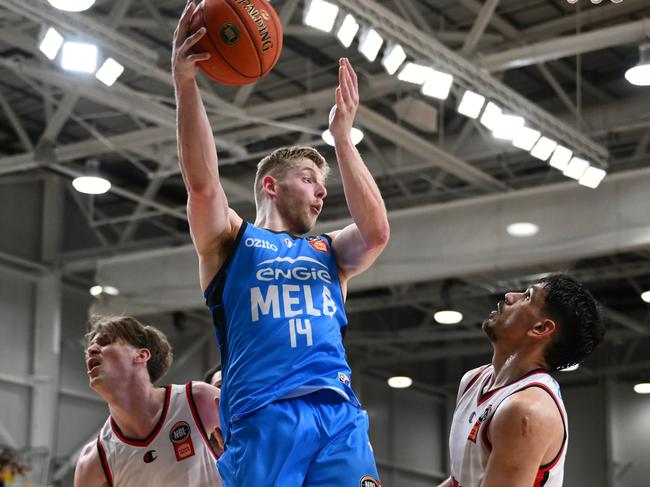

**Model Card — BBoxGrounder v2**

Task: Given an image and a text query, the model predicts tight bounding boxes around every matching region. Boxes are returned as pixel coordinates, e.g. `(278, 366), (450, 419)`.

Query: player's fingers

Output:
(187, 52), (210, 63)
(340, 63), (355, 108)
(174, 0), (194, 45)
(182, 26), (207, 52)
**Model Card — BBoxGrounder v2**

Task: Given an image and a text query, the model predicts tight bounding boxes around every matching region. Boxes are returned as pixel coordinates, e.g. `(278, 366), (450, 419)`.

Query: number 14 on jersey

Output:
(289, 318), (313, 348)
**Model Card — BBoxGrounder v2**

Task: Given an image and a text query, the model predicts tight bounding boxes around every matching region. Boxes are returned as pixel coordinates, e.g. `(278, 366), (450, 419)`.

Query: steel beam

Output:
(461, 0), (501, 56)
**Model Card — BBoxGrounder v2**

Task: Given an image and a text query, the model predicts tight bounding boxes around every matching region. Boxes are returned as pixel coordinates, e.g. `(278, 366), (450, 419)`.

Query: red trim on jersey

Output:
(185, 382), (220, 460)
(460, 365), (489, 399)
(109, 385), (171, 447)
(479, 382), (567, 478)
(477, 368), (549, 406)
(96, 436), (114, 487)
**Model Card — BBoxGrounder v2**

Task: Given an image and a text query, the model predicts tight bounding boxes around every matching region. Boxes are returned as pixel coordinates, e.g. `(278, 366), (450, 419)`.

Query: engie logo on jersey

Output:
(245, 237), (278, 252)
(360, 476), (382, 487)
(307, 236), (329, 253)
(169, 421), (195, 461)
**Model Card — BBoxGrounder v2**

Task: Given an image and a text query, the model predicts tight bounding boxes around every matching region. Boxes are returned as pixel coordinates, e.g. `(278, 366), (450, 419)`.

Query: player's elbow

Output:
(370, 219), (390, 249)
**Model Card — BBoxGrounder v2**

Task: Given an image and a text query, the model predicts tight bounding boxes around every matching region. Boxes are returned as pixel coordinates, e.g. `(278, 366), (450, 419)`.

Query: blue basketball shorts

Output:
(217, 389), (381, 487)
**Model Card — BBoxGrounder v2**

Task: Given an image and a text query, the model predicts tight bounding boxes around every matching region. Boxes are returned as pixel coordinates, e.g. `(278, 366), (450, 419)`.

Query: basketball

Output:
(188, 0), (283, 86)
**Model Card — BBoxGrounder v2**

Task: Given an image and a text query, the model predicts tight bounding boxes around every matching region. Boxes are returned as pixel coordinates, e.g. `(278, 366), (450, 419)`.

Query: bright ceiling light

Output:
(492, 114), (525, 140)
(103, 285), (120, 296)
(95, 58), (124, 86)
(47, 0), (95, 12)
(530, 136), (558, 161)
(61, 41), (98, 73)
(507, 222), (539, 238)
(421, 70), (454, 100)
(39, 27), (64, 60)
(480, 102), (502, 131)
(560, 364), (580, 372)
(457, 90), (485, 119)
(563, 157), (590, 180)
(578, 166), (607, 189)
(512, 126), (541, 151)
(336, 14), (359, 48)
(387, 376), (413, 389)
(641, 290), (650, 303)
(321, 127), (364, 146)
(634, 383), (650, 394)
(381, 43), (407, 75)
(549, 145), (573, 170)
(397, 62), (434, 84)
(303, 0), (339, 33)
(434, 310), (463, 325)
(625, 44), (650, 86)
(90, 284), (120, 297)
(89, 285), (103, 297)
(72, 176), (111, 194)
(358, 28), (383, 62)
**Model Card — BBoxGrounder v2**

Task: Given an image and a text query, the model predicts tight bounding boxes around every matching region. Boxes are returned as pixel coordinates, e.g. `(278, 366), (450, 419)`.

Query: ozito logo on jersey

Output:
(169, 421), (195, 461)
(143, 450), (157, 463)
(245, 237), (278, 252)
(307, 236), (329, 254)
(360, 476), (381, 487)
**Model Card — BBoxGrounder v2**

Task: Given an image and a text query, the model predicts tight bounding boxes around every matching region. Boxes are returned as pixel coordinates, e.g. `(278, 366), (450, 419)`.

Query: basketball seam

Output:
(201, 1), (258, 80)
(224, 0), (264, 76)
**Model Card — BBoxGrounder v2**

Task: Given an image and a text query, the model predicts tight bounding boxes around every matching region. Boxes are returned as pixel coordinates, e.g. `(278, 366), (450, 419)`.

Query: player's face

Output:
(275, 159), (327, 234)
(482, 284), (548, 343)
(85, 336), (140, 390)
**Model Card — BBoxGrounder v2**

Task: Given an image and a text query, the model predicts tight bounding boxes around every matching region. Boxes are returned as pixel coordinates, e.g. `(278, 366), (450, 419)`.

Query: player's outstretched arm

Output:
(328, 58), (390, 283)
(74, 441), (109, 487)
(172, 0), (241, 290)
(480, 388), (564, 487)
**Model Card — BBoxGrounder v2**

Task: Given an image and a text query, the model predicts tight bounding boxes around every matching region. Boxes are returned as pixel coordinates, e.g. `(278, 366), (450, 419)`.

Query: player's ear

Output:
(262, 175), (278, 198)
(134, 347), (151, 364)
(530, 318), (556, 339)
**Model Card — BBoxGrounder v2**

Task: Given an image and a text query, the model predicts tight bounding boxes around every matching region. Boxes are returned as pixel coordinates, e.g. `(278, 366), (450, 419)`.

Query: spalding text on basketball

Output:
(234, 0), (274, 52)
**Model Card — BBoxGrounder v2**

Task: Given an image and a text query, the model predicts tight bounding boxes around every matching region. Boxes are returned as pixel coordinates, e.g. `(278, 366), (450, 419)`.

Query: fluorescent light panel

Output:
(563, 157), (590, 180)
(47, 0), (95, 12)
(61, 41), (98, 73)
(382, 43), (406, 75)
(578, 166), (607, 189)
(303, 0), (339, 33)
(336, 14), (359, 48)
(530, 136), (557, 161)
(95, 58), (124, 86)
(397, 62), (433, 84)
(457, 90), (485, 119)
(507, 222), (539, 238)
(39, 27), (64, 60)
(492, 114), (525, 140)
(549, 145), (573, 170)
(358, 28), (383, 62)
(421, 70), (453, 100)
(512, 126), (541, 151)
(480, 102), (502, 131)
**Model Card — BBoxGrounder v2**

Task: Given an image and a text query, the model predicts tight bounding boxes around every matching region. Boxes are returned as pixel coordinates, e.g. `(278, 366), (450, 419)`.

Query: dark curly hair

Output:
(538, 274), (605, 370)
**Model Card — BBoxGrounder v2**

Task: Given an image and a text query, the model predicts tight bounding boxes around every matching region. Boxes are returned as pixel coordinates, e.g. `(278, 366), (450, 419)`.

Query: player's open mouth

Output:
(310, 205), (321, 215)
(87, 357), (101, 374)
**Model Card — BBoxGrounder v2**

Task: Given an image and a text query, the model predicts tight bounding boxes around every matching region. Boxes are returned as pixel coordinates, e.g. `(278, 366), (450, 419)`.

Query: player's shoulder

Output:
(75, 439), (107, 487)
(189, 380), (220, 401)
(494, 387), (563, 431)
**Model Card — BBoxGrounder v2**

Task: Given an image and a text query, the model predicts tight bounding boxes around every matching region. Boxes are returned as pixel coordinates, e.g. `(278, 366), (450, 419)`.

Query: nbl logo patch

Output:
(467, 405), (492, 443)
(360, 476), (381, 487)
(169, 421), (195, 461)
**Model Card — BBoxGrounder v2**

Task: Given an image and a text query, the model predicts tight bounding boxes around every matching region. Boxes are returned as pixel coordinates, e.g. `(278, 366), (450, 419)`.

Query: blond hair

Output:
(254, 146), (329, 208)
(85, 315), (173, 383)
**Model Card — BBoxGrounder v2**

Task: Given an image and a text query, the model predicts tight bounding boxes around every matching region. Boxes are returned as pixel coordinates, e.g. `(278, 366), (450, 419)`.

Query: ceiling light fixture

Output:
(89, 285), (119, 297)
(641, 290), (650, 303)
(95, 58), (124, 86)
(336, 13), (359, 48)
(421, 70), (454, 100)
(457, 90), (485, 119)
(381, 43), (407, 75)
(512, 126), (541, 151)
(530, 136), (558, 161)
(549, 145), (573, 170)
(322, 105), (364, 146)
(397, 62), (433, 84)
(625, 44), (650, 86)
(387, 376), (413, 389)
(39, 27), (64, 60)
(479, 102), (502, 131)
(358, 27), (383, 62)
(492, 114), (525, 141)
(61, 41), (98, 73)
(563, 157), (591, 180)
(72, 176), (111, 195)
(633, 383), (650, 394)
(47, 0), (95, 12)
(507, 222), (539, 238)
(434, 310), (463, 325)
(578, 166), (607, 189)
(303, 0), (339, 33)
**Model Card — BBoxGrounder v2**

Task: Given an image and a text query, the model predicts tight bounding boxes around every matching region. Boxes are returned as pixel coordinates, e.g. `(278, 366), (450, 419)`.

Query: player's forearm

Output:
(175, 79), (222, 196)
(335, 138), (389, 248)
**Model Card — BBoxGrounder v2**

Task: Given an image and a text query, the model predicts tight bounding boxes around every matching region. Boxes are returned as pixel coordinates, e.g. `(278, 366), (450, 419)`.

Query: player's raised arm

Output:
(328, 58), (390, 283)
(172, 0), (240, 290)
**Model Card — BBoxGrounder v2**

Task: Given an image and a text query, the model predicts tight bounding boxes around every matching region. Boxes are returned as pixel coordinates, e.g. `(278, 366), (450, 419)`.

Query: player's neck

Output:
(106, 381), (166, 438)
(254, 205), (296, 234)
(489, 347), (548, 389)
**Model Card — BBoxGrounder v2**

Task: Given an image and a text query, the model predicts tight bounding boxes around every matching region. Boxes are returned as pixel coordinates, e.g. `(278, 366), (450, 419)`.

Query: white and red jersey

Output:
(449, 365), (567, 487)
(97, 383), (222, 486)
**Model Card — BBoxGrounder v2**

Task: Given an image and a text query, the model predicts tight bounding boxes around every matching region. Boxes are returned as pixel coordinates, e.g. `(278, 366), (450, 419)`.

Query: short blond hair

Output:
(85, 315), (173, 383)
(254, 146), (330, 207)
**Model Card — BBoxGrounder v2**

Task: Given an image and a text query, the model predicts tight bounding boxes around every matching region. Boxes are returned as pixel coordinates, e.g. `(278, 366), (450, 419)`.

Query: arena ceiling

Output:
(0, 0), (649, 392)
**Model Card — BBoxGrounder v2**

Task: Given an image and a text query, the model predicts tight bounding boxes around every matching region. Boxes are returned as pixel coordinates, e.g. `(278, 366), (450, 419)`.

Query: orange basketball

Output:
(189, 0), (283, 86)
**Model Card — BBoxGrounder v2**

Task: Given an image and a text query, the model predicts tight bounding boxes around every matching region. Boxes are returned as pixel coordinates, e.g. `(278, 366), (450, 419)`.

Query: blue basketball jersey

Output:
(204, 222), (359, 429)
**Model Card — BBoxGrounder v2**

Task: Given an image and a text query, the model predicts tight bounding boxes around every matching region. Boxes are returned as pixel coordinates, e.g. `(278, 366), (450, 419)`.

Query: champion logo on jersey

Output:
(306, 236), (329, 253)
(143, 450), (157, 463)
(360, 476), (382, 487)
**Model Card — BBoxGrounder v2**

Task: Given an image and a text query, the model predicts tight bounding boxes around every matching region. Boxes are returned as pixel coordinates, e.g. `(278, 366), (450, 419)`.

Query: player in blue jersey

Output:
(173, 3), (390, 485)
